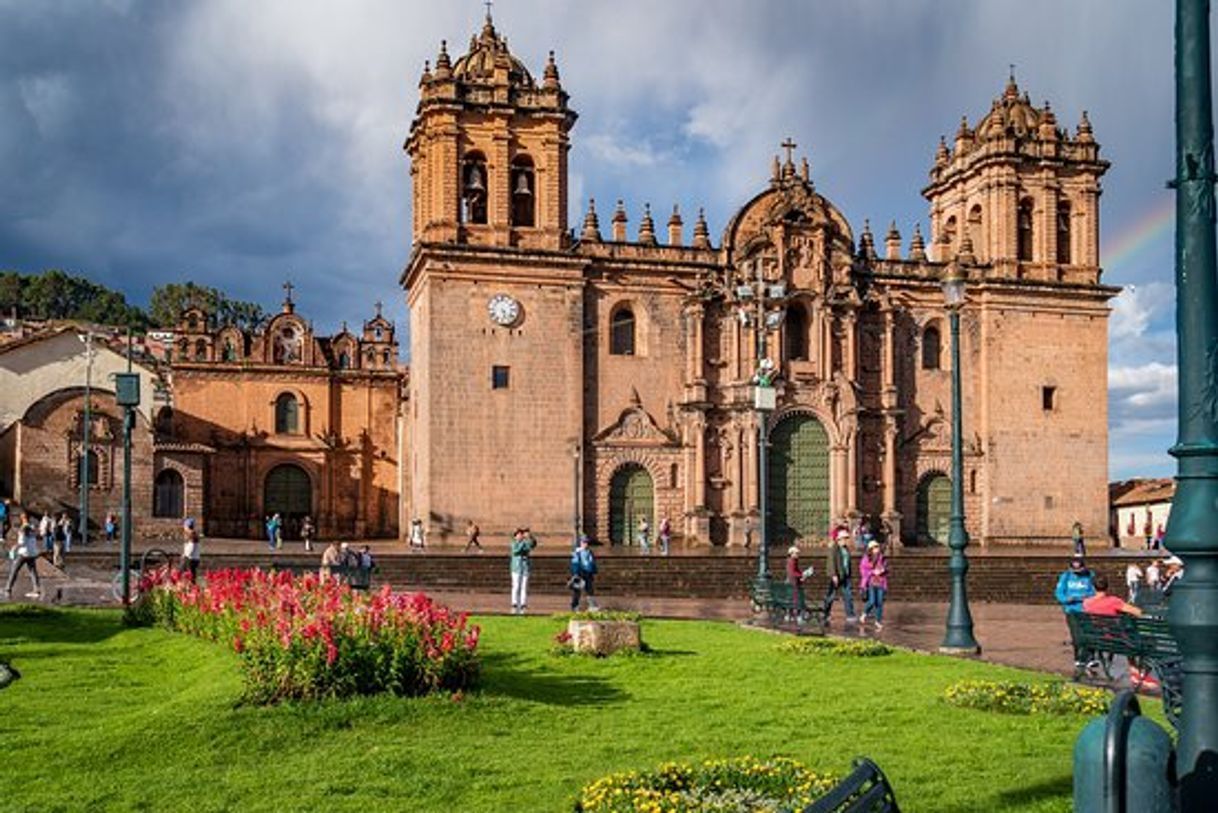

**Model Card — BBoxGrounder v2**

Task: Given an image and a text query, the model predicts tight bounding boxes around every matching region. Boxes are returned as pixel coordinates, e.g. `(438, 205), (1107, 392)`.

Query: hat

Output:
(835, 529), (850, 541)
(340, 542), (350, 550)
(1165, 555), (1184, 568)
(787, 545), (800, 556)
(866, 540), (881, 550)
(183, 518), (195, 530)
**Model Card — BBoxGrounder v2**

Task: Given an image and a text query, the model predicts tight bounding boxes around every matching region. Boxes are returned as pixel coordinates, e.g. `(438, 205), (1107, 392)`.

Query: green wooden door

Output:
(916, 474), (952, 545)
(609, 465), (653, 546)
(767, 415), (830, 543)
(265, 464), (312, 523)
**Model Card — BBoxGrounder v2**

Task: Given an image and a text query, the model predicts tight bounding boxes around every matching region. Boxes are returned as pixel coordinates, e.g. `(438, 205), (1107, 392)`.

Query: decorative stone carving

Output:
(594, 402), (679, 446)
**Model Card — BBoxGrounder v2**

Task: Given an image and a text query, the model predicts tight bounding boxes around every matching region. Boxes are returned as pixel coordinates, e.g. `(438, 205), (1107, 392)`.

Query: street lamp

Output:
(730, 258), (787, 583)
(938, 259), (980, 655)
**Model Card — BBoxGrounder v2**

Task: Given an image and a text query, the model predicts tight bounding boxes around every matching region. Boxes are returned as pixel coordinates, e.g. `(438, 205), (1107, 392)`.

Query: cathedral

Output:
(403, 16), (1114, 548)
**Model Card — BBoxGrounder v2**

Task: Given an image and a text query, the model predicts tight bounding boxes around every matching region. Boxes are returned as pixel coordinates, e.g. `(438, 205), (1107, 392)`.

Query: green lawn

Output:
(0, 604), (1135, 812)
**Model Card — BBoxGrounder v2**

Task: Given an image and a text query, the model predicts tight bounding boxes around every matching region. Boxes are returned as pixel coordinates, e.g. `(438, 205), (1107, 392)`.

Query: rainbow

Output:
(1102, 194), (1175, 277)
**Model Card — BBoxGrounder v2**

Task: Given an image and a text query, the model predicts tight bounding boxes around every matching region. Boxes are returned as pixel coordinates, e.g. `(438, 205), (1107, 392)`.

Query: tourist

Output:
(104, 512), (117, 544)
(338, 543), (359, 583)
(38, 513), (53, 554)
(1143, 516), (1154, 550)
(5, 513), (42, 599)
(1125, 561), (1143, 602)
(464, 519), (483, 553)
(359, 545), (375, 571)
(62, 513), (74, 553)
(264, 514), (281, 551)
(1054, 554), (1096, 614)
(409, 518), (426, 551)
(1162, 556), (1184, 596)
(637, 515), (651, 554)
(0, 499), (9, 542)
(179, 517), (201, 580)
(658, 516), (671, 556)
(1071, 521), (1085, 557)
(1082, 574), (1144, 618)
(51, 513), (67, 567)
(1153, 523), (1166, 551)
(301, 515), (316, 553)
(319, 540), (340, 581)
(569, 535), (598, 611)
(860, 540), (889, 632)
(822, 528), (856, 625)
(510, 528), (536, 614)
(1145, 559), (1162, 590)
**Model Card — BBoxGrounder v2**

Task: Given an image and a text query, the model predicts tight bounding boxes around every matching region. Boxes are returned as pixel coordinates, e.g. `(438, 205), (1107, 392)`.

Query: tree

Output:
(148, 282), (264, 331)
(0, 269), (145, 327)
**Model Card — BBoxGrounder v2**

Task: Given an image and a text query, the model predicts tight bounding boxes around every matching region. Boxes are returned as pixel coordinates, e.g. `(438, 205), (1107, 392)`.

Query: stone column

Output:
(846, 425), (858, 515)
(830, 442), (847, 522)
(844, 312), (858, 381)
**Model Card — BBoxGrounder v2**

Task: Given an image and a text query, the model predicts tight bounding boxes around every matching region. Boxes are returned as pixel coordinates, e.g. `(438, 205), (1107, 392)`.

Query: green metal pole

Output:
(756, 263), (769, 582)
(79, 332), (91, 546)
(1169, 0), (1218, 804)
(940, 306), (980, 653)
(120, 332), (133, 606)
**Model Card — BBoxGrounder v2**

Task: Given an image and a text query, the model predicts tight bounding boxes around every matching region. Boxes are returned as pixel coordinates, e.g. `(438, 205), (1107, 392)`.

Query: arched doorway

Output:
(264, 464), (312, 538)
(916, 473), (952, 545)
(767, 414), (831, 543)
(153, 469), (184, 518)
(608, 464), (653, 546)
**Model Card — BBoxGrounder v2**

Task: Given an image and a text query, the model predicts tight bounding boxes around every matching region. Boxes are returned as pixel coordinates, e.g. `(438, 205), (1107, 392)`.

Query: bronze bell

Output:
(513, 172), (532, 196)
(465, 166), (485, 193)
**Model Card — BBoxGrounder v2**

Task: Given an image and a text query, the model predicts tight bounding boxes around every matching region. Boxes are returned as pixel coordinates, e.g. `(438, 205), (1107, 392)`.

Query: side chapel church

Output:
(402, 15), (1115, 547)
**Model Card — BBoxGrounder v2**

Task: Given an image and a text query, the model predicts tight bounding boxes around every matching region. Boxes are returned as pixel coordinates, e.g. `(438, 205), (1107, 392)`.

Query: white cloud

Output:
(582, 134), (665, 168)
(1110, 282), (1172, 341)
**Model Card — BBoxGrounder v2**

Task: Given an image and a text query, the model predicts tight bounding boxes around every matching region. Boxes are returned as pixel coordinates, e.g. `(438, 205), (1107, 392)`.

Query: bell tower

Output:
(923, 73), (1109, 284)
(405, 13), (576, 251)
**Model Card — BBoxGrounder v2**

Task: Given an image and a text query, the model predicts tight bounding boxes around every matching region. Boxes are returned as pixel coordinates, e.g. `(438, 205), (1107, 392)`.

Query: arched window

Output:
(338, 351), (350, 369)
(153, 469), (184, 518)
(222, 340), (236, 362)
(461, 151), (488, 225)
(275, 393), (300, 435)
(610, 307), (635, 356)
(80, 450), (100, 486)
(510, 155), (535, 227)
(382, 349), (391, 366)
(785, 304), (809, 361)
(942, 215), (958, 251)
(968, 205), (983, 255)
(187, 314), (199, 331)
(194, 339), (207, 361)
(1056, 201), (1072, 264)
(1017, 198), (1034, 261)
(922, 325), (942, 370)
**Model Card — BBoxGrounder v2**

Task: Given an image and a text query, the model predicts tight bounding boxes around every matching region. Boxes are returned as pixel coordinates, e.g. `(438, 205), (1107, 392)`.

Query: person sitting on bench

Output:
(1083, 574), (1143, 617)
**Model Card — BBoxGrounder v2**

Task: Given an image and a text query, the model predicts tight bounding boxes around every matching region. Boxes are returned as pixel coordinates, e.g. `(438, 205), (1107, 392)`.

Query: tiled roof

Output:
(1109, 477), (1175, 507)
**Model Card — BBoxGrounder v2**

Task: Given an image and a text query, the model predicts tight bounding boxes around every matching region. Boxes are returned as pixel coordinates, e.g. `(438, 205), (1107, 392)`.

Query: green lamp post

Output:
(939, 259), (980, 655)
(1168, 0), (1218, 805)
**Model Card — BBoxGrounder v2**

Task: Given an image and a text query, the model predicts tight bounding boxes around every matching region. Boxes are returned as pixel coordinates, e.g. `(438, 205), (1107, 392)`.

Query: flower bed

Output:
(943, 679), (1109, 716)
(777, 637), (893, 657)
(574, 756), (840, 812)
(129, 567), (479, 704)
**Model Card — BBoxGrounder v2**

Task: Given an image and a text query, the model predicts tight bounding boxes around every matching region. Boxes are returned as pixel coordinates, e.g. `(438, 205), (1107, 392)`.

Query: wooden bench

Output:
(748, 579), (825, 631)
(803, 757), (900, 813)
(1066, 612), (1181, 728)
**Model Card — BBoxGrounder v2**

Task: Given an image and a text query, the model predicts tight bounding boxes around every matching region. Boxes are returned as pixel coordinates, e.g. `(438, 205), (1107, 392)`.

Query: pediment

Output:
(593, 404), (678, 447)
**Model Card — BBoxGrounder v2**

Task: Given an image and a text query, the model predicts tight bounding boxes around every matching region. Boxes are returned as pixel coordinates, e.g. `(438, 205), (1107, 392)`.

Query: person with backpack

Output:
(569, 535), (598, 611)
(859, 540), (889, 631)
(4, 513), (42, 600)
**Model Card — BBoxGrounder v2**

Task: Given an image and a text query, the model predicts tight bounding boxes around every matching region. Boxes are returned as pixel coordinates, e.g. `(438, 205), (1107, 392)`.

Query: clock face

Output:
(487, 294), (521, 326)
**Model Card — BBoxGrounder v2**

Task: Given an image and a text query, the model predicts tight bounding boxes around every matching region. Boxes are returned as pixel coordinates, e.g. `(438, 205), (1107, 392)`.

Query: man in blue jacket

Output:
(1055, 554), (1097, 674)
(570, 536), (598, 612)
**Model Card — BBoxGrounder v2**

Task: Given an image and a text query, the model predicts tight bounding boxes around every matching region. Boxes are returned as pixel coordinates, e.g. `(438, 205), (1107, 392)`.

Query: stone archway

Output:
(608, 464), (654, 546)
(264, 463), (312, 538)
(767, 413), (831, 543)
(916, 473), (951, 545)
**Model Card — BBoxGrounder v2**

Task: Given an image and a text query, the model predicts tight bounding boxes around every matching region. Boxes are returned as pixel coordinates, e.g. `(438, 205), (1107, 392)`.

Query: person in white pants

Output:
(509, 528), (537, 615)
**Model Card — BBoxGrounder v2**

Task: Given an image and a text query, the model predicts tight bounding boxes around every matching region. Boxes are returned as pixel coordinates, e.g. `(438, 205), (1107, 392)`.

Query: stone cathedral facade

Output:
(402, 17), (1114, 547)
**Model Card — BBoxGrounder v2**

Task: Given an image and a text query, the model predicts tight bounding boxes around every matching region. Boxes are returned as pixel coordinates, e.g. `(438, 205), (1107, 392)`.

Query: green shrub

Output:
(777, 637), (893, 657)
(943, 679), (1110, 716)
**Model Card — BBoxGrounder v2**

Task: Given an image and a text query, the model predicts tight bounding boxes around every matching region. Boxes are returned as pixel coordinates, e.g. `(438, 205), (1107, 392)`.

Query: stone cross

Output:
(781, 138), (797, 165)
(282, 280), (295, 304)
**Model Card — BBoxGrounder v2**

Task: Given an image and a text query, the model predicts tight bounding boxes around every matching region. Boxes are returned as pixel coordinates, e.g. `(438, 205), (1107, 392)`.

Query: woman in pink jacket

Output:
(859, 540), (889, 631)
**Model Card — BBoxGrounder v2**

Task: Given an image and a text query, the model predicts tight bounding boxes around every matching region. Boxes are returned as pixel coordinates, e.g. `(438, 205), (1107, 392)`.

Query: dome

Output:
(451, 16), (534, 88)
(975, 75), (1042, 140)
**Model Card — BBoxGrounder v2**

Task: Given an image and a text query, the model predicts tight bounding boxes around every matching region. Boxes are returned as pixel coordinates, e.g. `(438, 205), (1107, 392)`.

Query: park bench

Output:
(1066, 612), (1181, 728)
(803, 757), (900, 813)
(748, 579), (825, 631)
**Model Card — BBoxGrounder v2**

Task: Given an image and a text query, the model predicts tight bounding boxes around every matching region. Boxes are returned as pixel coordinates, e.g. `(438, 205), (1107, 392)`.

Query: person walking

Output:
(38, 513), (53, 554)
(300, 515), (316, 553)
(823, 528), (857, 625)
(1153, 524), (1166, 551)
(1125, 561), (1143, 602)
(1146, 559), (1162, 590)
(859, 540), (889, 631)
(104, 512), (117, 544)
(319, 540), (341, 581)
(1071, 521), (1086, 557)
(464, 520), (483, 553)
(264, 514), (279, 551)
(569, 535), (598, 611)
(179, 518), (201, 581)
(4, 513), (42, 600)
(637, 516), (651, 554)
(409, 518), (426, 551)
(51, 513), (67, 568)
(0, 499), (9, 542)
(785, 545), (810, 621)
(61, 513), (74, 554)
(658, 516), (672, 556)
(510, 528), (536, 614)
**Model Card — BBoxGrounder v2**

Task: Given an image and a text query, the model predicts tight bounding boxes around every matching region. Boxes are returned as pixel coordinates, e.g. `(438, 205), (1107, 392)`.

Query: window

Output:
(222, 340), (236, 362)
(153, 469), (185, 519)
(970, 469), (977, 494)
(194, 339), (207, 361)
(492, 365), (510, 389)
(187, 314), (199, 331)
(1044, 495), (1056, 510)
(921, 326), (942, 370)
(510, 155), (535, 227)
(1056, 201), (1072, 264)
(79, 450), (100, 486)
(785, 305), (809, 361)
(275, 393), (300, 434)
(968, 205), (983, 255)
(1042, 385), (1057, 411)
(374, 327), (383, 340)
(338, 351), (350, 369)
(942, 215), (957, 250)
(382, 349), (391, 366)
(610, 308), (635, 356)
(462, 151), (488, 225)
(1017, 198), (1034, 261)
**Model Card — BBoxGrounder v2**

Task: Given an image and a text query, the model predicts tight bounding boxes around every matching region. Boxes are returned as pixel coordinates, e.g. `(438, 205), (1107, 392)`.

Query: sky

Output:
(0, 0), (1183, 479)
